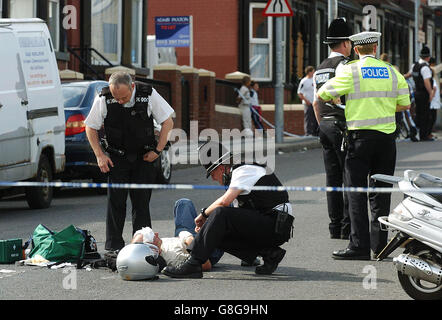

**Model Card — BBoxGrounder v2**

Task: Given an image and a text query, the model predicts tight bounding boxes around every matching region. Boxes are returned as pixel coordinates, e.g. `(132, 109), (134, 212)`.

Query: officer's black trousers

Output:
(105, 156), (157, 251)
(319, 119), (350, 237)
(415, 92), (431, 140)
(188, 207), (285, 265)
(345, 131), (396, 254)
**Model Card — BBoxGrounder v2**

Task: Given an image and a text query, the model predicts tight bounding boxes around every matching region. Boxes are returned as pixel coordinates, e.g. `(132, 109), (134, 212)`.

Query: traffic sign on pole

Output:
(263, 0), (294, 17)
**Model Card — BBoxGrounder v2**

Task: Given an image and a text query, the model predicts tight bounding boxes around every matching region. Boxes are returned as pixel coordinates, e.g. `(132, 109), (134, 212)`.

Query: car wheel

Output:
(156, 149), (172, 184)
(25, 154), (53, 209)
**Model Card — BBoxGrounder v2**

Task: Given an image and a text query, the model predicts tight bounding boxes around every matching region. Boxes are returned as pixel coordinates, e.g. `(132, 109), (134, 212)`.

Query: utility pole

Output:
(328, 0), (338, 55)
(275, 17), (284, 143)
(328, 0), (338, 28)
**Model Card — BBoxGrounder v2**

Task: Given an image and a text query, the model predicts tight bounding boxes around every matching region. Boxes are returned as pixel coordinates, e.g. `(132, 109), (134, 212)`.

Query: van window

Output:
(0, 32), (26, 95)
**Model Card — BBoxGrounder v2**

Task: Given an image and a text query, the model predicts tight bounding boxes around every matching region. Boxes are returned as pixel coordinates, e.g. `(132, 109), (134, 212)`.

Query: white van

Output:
(0, 18), (65, 209)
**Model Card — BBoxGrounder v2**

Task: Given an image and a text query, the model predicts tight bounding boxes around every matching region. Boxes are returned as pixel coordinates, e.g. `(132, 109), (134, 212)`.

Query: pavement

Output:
(172, 133), (321, 170)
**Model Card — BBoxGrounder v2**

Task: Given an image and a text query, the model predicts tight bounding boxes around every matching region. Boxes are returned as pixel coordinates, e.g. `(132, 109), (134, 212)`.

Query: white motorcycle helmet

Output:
(116, 243), (160, 281)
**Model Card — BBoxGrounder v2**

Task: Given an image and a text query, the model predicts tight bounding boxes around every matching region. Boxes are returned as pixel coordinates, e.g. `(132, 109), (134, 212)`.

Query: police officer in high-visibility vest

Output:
(317, 32), (411, 260)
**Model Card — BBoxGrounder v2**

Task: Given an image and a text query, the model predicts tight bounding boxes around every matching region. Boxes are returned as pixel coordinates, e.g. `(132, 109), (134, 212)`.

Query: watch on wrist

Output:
(153, 148), (162, 156)
(200, 207), (209, 218)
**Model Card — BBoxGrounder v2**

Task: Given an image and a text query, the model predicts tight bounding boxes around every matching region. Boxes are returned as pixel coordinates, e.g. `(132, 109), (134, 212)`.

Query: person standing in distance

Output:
(85, 72), (174, 253)
(298, 66), (318, 136)
(317, 32), (410, 260)
(405, 46), (435, 141)
(312, 18), (353, 240)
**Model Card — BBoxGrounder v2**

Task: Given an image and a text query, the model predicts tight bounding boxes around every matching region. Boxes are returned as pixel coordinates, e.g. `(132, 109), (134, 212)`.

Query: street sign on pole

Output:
(263, 0), (293, 143)
(428, 0), (442, 6)
(263, 0), (294, 17)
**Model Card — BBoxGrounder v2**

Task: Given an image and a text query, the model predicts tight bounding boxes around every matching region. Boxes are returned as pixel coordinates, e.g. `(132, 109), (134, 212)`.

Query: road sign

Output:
(428, 0), (442, 6)
(263, 0), (294, 17)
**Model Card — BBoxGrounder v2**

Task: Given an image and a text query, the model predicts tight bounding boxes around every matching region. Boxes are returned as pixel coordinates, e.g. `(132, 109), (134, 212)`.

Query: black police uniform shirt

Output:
(228, 165), (293, 217)
(313, 51), (348, 120)
(85, 86), (174, 132)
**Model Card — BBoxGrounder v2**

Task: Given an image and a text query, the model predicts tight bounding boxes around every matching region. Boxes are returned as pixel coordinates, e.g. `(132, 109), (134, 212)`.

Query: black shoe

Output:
(241, 257), (261, 267)
(330, 233), (341, 239)
(332, 248), (370, 260)
(410, 128), (419, 142)
(162, 257), (203, 279)
(255, 247), (286, 275)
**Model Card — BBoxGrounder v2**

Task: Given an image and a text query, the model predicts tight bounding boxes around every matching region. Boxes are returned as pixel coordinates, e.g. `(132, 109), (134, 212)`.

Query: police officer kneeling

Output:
(317, 32), (410, 260)
(162, 141), (294, 278)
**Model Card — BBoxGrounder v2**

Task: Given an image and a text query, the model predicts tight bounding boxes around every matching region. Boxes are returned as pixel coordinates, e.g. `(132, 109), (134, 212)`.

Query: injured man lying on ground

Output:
(131, 226), (213, 271)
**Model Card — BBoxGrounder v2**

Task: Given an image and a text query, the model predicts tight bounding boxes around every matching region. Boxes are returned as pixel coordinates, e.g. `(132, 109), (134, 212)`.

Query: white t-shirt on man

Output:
(85, 87), (174, 130)
(297, 77), (315, 106)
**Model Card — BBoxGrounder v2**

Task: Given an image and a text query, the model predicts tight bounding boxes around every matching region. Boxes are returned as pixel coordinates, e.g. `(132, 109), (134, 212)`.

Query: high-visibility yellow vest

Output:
(317, 56), (411, 134)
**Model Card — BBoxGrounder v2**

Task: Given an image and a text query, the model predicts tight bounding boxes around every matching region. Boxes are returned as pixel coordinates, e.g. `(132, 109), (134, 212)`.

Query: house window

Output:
(47, 0), (60, 51)
(9, 0), (36, 18)
(249, 3), (272, 81)
(131, 0), (143, 67)
(91, 0), (122, 65)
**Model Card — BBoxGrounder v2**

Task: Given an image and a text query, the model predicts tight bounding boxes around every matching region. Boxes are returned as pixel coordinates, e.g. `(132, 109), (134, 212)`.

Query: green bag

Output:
(29, 224), (85, 263)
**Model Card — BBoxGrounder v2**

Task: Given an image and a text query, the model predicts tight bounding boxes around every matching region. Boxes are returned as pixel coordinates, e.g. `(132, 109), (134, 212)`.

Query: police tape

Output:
(1, 181), (442, 194)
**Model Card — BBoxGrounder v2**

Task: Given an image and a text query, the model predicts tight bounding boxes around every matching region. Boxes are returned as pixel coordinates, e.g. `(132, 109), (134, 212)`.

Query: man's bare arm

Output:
(85, 126), (113, 173)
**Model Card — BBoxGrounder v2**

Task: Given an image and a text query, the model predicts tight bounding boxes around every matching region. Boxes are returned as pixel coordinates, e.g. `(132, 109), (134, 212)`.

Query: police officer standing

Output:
(313, 18), (352, 240)
(162, 141), (294, 278)
(317, 32), (410, 260)
(85, 72), (174, 253)
(410, 46), (435, 141)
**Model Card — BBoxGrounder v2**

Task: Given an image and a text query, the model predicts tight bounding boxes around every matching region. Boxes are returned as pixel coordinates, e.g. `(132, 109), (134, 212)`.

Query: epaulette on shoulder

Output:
(135, 82), (153, 96)
(99, 86), (111, 97)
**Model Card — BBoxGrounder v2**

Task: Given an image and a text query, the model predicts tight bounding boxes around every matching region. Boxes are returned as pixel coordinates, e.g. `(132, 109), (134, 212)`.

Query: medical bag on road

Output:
(29, 224), (85, 263)
(0, 239), (23, 264)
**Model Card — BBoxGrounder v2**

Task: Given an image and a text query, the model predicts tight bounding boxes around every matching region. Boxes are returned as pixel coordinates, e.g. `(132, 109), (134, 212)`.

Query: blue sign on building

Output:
(155, 16), (190, 47)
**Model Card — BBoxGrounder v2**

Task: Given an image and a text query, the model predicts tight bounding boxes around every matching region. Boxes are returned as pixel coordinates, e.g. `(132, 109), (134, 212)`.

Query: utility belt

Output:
(348, 130), (395, 141)
(271, 203), (294, 243)
(322, 116), (348, 152)
(100, 138), (171, 159)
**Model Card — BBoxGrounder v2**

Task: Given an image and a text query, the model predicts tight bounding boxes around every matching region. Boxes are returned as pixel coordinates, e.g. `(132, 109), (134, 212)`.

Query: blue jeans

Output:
(174, 198), (224, 265)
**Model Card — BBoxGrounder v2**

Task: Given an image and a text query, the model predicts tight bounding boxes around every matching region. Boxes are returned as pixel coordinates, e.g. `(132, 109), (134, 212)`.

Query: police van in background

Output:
(0, 18), (65, 209)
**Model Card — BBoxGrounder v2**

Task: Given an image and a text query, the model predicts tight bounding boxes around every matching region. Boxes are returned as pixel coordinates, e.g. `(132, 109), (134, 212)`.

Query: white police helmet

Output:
(116, 243), (160, 281)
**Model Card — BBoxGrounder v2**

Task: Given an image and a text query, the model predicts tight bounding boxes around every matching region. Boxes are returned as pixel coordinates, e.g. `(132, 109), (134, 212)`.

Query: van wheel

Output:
(25, 154), (53, 209)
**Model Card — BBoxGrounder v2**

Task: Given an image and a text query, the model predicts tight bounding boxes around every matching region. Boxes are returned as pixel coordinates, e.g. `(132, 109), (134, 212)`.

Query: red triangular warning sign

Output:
(263, 0), (294, 17)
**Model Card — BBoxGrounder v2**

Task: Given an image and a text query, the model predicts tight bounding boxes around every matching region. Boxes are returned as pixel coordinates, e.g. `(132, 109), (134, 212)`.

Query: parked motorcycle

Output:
(373, 170), (442, 300)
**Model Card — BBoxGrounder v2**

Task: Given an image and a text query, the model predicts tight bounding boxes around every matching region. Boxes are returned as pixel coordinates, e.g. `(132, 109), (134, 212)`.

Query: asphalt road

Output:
(1, 136), (441, 302)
